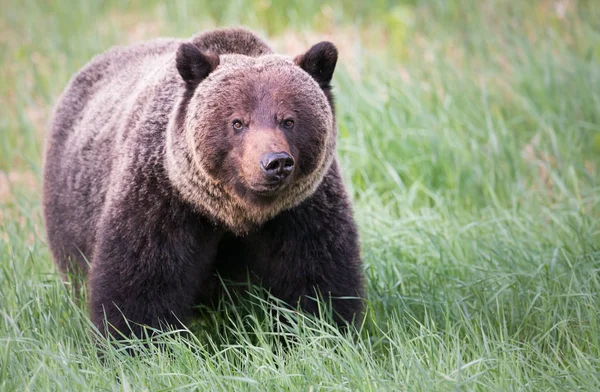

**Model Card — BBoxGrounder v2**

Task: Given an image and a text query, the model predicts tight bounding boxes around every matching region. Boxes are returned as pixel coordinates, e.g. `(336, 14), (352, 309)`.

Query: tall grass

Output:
(1, 0), (599, 390)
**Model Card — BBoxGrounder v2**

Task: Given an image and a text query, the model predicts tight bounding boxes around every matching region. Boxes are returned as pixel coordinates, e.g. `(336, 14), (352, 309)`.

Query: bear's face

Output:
(168, 42), (338, 234)
(192, 57), (334, 202)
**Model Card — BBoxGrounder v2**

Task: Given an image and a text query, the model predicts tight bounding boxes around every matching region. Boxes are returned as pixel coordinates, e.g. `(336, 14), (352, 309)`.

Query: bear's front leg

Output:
(88, 197), (222, 339)
(246, 167), (364, 326)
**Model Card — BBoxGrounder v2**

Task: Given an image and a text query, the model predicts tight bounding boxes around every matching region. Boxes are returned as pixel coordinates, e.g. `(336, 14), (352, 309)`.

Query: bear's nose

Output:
(260, 152), (294, 182)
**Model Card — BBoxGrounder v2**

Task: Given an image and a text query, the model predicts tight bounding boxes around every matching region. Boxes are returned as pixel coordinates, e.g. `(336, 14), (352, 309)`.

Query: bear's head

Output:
(167, 38), (338, 234)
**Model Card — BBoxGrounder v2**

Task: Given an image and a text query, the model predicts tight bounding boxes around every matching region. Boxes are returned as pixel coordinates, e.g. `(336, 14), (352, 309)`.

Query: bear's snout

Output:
(260, 152), (294, 183)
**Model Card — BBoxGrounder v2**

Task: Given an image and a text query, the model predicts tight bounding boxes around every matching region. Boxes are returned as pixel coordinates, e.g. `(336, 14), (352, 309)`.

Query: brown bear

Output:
(42, 27), (364, 339)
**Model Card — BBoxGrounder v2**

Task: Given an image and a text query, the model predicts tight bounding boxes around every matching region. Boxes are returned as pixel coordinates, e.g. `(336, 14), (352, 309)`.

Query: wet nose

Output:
(260, 152), (294, 181)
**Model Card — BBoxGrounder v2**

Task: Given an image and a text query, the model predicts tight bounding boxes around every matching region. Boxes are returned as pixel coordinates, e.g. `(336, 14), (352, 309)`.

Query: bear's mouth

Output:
(250, 181), (289, 197)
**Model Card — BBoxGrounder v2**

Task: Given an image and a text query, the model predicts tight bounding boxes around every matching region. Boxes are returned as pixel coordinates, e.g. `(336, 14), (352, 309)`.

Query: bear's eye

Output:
(232, 120), (244, 131)
(282, 119), (294, 129)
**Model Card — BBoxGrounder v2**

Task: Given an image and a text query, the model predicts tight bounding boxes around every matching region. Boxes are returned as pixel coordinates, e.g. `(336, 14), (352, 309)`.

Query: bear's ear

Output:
(176, 42), (220, 86)
(294, 41), (338, 90)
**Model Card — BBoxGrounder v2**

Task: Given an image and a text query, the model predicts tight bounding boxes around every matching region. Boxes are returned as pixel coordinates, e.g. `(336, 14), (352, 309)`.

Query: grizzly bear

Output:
(42, 28), (364, 339)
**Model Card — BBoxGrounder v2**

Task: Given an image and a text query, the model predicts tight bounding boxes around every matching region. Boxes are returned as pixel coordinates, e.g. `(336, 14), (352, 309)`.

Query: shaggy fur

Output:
(43, 27), (363, 338)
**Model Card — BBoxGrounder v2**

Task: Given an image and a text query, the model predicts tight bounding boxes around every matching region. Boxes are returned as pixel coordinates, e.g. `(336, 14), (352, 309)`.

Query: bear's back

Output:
(190, 28), (273, 56)
(43, 38), (182, 274)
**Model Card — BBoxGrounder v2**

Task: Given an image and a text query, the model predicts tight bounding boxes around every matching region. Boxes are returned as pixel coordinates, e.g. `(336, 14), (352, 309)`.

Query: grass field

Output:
(1, 0), (600, 390)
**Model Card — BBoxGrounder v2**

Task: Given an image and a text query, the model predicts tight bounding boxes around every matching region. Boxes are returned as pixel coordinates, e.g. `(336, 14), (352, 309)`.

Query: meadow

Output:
(1, 0), (599, 390)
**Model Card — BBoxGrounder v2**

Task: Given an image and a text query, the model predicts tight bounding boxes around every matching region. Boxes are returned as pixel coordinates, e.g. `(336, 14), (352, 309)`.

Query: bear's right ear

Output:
(176, 43), (220, 86)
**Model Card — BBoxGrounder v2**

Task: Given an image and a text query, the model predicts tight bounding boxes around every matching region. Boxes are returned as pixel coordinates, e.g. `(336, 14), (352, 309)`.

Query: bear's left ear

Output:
(176, 42), (220, 86)
(294, 41), (338, 90)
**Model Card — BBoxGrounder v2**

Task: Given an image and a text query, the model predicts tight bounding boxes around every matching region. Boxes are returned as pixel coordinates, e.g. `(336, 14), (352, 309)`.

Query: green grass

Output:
(1, 0), (600, 390)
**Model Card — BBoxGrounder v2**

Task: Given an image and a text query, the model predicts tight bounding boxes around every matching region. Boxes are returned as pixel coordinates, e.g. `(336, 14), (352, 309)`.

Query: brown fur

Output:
(43, 28), (363, 338)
